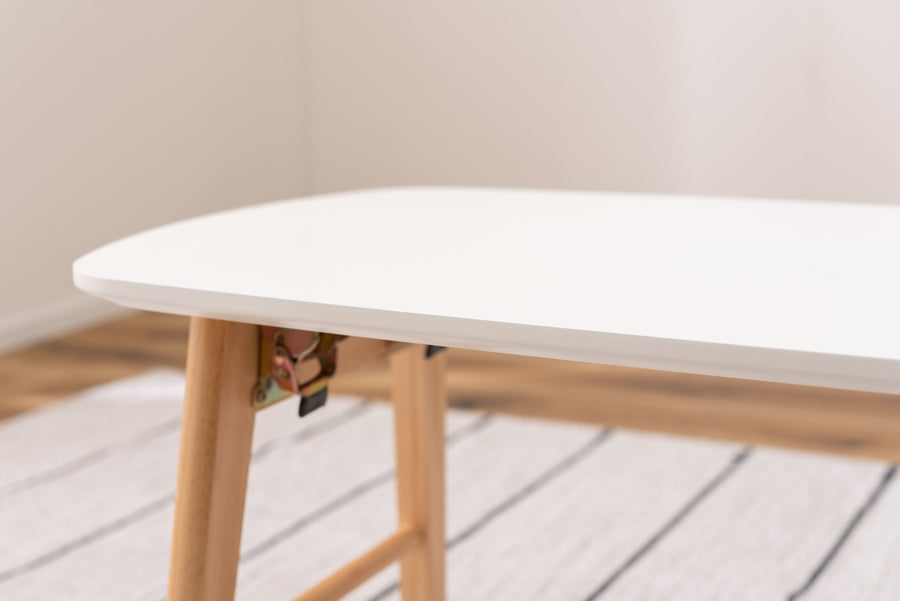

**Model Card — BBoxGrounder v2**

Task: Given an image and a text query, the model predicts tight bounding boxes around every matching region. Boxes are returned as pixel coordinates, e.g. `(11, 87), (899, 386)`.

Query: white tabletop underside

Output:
(74, 187), (900, 394)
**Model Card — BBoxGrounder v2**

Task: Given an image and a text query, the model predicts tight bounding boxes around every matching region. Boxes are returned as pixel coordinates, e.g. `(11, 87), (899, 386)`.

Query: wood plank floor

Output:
(0, 313), (188, 418)
(3, 312), (900, 461)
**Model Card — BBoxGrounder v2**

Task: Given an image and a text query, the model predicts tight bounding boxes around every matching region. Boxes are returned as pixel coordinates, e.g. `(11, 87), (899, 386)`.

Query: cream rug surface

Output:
(1, 369), (898, 601)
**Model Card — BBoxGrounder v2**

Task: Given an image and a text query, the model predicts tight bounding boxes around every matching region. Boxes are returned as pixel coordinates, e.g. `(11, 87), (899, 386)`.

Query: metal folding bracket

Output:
(253, 326), (342, 416)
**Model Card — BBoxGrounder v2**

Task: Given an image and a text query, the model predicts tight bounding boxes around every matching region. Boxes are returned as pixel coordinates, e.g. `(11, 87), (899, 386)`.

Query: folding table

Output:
(73, 187), (900, 601)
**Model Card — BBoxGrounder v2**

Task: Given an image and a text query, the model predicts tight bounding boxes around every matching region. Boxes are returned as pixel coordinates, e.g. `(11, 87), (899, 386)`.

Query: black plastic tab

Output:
(299, 386), (328, 417)
(425, 345), (447, 358)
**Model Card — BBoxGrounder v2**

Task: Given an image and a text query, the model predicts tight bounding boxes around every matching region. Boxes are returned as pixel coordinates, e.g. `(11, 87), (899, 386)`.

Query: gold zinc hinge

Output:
(253, 326), (342, 416)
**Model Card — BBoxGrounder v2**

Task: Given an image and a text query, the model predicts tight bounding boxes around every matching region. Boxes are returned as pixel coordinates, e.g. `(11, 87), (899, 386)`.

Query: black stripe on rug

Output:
(785, 464), (897, 601)
(239, 413), (495, 563)
(144, 413), (497, 601)
(250, 401), (373, 463)
(365, 428), (615, 601)
(0, 415), (182, 499)
(581, 446), (752, 601)
(0, 401), (373, 585)
(0, 492), (175, 584)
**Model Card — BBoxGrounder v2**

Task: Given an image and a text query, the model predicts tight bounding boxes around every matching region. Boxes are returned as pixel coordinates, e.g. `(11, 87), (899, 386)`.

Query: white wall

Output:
(809, 1), (900, 202)
(4, 1), (900, 352)
(303, 1), (684, 193)
(0, 0), (308, 351)
(303, 0), (900, 203)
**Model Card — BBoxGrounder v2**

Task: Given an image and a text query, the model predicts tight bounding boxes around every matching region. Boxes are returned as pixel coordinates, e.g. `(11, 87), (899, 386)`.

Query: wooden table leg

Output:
(167, 318), (258, 601)
(391, 345), (447, 601)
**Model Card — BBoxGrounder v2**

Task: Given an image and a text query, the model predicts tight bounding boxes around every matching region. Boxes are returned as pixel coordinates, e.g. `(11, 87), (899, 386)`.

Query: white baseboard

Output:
(0, 295), (133, 355)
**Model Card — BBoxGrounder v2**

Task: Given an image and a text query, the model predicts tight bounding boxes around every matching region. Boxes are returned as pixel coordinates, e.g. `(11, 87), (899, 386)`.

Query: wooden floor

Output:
(3, 312), (900, 461)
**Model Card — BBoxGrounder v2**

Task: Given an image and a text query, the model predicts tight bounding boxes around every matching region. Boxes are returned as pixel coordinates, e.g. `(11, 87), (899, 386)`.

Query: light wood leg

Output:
(167, 318), (258, 601)
(390, 345), (447, 601)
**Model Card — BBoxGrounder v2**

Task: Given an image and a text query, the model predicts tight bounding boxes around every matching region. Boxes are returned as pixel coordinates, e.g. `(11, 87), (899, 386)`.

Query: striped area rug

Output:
(1, 369), (899, 601)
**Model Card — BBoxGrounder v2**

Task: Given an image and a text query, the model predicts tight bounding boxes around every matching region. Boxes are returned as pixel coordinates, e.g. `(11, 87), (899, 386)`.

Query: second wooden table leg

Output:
(390, 345), (448, 601)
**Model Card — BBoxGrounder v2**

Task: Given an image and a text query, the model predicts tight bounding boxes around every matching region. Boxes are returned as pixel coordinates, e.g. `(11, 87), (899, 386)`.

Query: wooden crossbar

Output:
(291, 525), (421, 601)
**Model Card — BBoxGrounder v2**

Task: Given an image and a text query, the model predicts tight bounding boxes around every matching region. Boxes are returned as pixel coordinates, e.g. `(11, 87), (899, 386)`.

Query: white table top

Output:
(74, 187), (900, 394)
